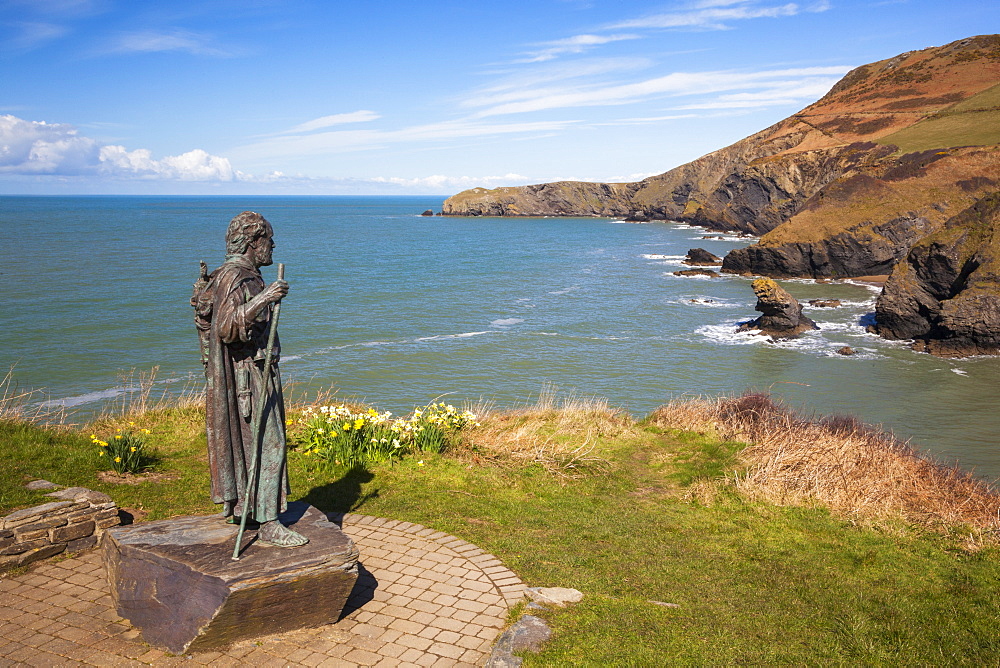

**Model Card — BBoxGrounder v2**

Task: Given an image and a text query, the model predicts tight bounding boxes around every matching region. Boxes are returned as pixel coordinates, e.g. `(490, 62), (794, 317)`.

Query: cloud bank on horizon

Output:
(0, 0), (993, 194)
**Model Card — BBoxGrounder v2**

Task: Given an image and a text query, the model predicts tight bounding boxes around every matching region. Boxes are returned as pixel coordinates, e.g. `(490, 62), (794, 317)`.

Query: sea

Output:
(3, 195), (999, 480)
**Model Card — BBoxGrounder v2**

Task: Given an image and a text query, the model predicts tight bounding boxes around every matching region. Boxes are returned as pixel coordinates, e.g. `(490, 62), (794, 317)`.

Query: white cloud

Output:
(233, 118), (580, 162)
(104, 29), (233, 57)
(673, 78), (840, 109)
(370, 173), (533, 190)
(6, 22), (69, 51)
(517, 33), (642, 63)
(464, 66), (849, 117)
(277, 111), (381, 135)
(0, 115), (99, 173)
(610, 1), (806, 31)
(0, 114), (237, 181)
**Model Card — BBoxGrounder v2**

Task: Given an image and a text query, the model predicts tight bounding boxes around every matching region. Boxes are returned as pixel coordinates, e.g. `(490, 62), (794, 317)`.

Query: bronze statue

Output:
(192, 211), (308, 548)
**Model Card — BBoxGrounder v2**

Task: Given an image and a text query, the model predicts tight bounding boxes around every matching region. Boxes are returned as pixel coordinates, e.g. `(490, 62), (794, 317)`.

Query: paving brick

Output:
(397, 647), (426, 663)
(379, 641), (409, 659)
(387, 618), (424, 635)
(396, 634), (434, 651)
(348, 633), (385, 653)
(344, 647), (382, 665)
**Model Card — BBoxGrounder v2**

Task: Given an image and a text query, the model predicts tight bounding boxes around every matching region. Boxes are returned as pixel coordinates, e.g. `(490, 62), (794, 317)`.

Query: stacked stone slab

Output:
(0, 485), (120, 571)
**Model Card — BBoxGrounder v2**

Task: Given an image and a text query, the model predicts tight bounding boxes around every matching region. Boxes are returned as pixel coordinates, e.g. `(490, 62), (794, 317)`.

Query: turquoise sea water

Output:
(3, 196), (999, 479)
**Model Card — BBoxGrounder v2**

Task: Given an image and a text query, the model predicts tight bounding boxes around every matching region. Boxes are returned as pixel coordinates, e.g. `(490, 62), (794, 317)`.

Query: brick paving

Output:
(0, 513), (526, 667)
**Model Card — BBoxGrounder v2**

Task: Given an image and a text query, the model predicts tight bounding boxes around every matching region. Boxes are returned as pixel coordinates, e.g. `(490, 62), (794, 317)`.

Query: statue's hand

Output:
(261, 279), (289, 304)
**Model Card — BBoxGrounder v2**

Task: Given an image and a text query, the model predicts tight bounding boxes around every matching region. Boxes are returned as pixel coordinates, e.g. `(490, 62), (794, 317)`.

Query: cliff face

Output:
(874, 193), (1000, 357)
(722, 146), (999, 277)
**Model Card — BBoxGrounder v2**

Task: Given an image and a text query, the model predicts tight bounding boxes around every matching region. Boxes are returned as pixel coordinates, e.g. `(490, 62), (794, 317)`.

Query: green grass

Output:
(3, 405), (1000, 664)
(878, 84), (1000, 153)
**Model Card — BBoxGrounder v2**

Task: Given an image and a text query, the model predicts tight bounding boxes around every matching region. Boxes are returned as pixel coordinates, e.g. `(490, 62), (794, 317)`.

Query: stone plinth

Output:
(103, 502), (359, 655)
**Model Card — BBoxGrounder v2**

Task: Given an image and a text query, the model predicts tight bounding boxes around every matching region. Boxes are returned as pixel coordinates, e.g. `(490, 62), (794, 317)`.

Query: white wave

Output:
(40, 387), (125, 408)
(672, 297), (741, 308)
(549, 286), (579, 295)
(951, 368), (969, 376)
(536, 332), (559, 336)
(696, 323), (768, 346)
(491, 318), (524, 327)
(802, 298), (876, 310)
(666, 272), (716, 280)
(281, 355), (302, 362)
(697, 321), (836, 354)
(642, 254), (687, 260)
(416, 331), (492, 342)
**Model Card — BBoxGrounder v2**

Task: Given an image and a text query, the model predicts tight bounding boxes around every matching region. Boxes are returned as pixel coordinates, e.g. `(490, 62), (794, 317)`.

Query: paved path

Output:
(0, 513), (526, 667)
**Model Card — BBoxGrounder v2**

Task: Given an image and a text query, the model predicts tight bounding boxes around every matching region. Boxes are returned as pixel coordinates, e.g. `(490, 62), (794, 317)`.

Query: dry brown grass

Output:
(0, 365), (67, 425)
(98, 367), (205, 420)
(457, 386), (635, 480)
(649, 393), (1000, 542)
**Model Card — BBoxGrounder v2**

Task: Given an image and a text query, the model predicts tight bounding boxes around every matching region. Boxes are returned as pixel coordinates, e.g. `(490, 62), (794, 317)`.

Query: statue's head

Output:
(225, 211), (273, 256)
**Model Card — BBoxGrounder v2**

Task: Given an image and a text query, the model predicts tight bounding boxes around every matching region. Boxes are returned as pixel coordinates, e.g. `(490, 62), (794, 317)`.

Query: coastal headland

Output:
(442, 35), (1000, 357)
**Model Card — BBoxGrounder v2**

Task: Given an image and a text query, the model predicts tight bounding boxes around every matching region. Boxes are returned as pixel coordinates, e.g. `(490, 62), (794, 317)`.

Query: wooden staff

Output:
(232, 263), (284, 561)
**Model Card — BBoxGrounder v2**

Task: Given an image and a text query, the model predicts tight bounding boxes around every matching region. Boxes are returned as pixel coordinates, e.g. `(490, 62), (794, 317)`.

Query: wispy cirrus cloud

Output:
(463, 66), (849, 117)
(103, 29), (236, 57)
(275, 111), (382, 135)
(4, 22), (69, 52)
(233, 117), (580, 162)
(609, 0), (821, 31)
(516, 33), (642, 63)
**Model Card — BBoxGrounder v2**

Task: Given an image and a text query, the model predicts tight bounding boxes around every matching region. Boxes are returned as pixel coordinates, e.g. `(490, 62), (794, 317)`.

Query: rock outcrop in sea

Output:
(442, 35), (1000, 356)
(737, 278), (818, 339)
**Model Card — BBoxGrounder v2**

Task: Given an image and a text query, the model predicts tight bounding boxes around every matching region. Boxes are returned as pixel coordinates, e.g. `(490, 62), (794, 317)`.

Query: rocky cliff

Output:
(873, 192), (1000, 357)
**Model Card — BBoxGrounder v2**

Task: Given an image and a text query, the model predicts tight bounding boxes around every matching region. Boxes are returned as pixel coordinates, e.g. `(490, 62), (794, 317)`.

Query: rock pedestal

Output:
(104, 502), (359, 655)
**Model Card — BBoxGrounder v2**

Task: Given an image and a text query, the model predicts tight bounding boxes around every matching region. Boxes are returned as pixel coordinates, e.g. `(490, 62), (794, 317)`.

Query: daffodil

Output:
(130, 447), (137, 452)
(114, 456), (122, 463)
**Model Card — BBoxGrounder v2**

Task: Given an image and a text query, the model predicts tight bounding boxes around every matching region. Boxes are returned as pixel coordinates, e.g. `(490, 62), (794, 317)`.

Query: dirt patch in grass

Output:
(96, 470), (180, 485)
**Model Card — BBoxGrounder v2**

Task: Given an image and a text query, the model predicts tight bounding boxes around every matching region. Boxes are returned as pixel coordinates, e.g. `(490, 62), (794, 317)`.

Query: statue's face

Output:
(249, 232), (275, 267)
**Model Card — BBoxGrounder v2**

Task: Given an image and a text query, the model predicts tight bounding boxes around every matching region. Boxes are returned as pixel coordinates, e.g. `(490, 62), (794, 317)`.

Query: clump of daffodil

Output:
(92, 424), (151, 474)
(295, 401), (479, 470)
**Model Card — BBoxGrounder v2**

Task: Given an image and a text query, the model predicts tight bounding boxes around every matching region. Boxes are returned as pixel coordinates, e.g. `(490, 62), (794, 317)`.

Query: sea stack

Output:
(738, 278), (818, 339)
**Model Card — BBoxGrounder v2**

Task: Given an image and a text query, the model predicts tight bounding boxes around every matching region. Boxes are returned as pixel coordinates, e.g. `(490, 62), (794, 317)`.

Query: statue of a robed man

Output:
(192, 211), (308, 547)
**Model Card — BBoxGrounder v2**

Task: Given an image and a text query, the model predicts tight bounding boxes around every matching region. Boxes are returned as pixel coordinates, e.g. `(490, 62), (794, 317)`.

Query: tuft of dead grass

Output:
(0, 365), (67, 426)
(458, 386), (634, 481)
(649, 393), (1000, 543)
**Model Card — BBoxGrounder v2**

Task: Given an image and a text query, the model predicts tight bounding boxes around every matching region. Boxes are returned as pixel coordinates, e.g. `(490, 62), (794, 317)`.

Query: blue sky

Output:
(0, 0), (995, 195)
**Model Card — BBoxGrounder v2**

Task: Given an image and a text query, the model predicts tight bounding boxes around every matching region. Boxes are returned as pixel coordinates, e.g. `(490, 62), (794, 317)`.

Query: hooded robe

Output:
(202, 254), (289, 521)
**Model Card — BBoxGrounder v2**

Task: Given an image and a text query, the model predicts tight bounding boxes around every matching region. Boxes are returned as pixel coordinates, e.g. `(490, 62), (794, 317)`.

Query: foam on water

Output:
(416, 331), (492, 342)
(671, 297), (742, 308)
(491, 318), (525, 327)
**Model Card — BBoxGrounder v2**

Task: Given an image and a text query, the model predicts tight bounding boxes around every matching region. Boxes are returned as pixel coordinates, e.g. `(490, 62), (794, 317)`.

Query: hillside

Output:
(443, 35), (1000, 356)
